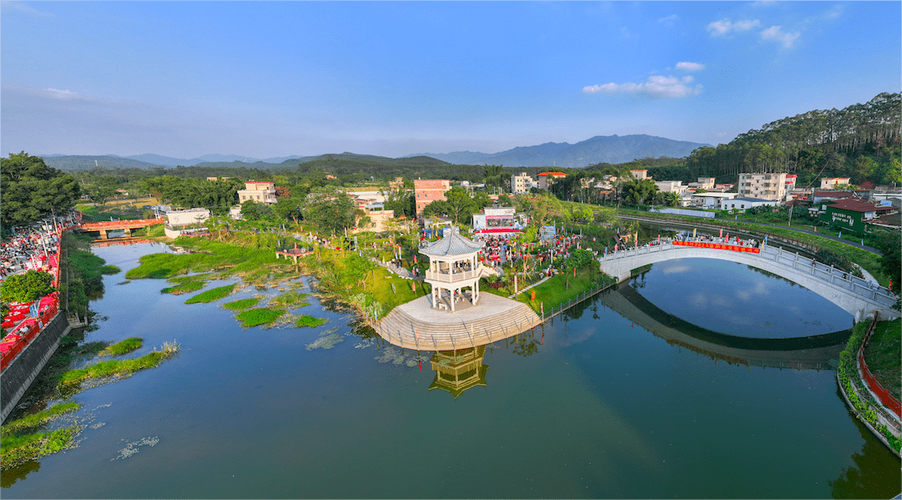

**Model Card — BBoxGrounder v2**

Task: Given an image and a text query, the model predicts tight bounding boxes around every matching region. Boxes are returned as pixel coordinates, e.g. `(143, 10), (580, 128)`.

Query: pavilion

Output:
(420, 230), (485, 312)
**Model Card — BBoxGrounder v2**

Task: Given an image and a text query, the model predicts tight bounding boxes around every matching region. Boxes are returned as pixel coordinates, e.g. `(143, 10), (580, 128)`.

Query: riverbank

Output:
(836, 315), (901, 456)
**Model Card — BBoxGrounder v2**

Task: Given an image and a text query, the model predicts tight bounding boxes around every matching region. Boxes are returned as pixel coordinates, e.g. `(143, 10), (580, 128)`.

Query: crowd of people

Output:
(1, 213), (80, 282)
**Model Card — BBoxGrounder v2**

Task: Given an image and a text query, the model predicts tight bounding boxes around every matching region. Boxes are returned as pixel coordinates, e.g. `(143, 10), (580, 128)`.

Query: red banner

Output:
(673, 241), (761, 254)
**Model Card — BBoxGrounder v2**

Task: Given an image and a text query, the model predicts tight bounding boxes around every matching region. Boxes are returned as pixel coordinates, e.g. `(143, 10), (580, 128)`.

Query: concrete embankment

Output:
(1, 313), (71, 424)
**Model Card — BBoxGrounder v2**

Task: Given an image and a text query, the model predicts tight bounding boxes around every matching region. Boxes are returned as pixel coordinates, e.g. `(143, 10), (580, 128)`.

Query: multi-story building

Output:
(537, 172), (567, 190)
(238, 181), (277, 204)
(688, 177), (716, 191)
(414, 179), (451, 215)
(654, 180), (685, 195)
(820, 177), (851, 190)
(738, 173), (787, 201)
(510, 172), (535, 194)
(630, 169), (649, 180)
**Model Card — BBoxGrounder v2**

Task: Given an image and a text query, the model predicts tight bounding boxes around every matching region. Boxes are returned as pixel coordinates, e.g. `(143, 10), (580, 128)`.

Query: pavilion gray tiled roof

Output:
(419, 231), (484, 258)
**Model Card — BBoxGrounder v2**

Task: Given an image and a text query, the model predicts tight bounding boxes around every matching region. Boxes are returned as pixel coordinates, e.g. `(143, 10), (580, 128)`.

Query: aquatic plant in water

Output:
(223, 297), (261, 310)
(235, 308), (286, 327)
(185, 284), (236, 304)
(98, 337), (142, 357)
(111, 436), (160, 461)
(296, 315), (327, 328)
(305, 327), (344, 350)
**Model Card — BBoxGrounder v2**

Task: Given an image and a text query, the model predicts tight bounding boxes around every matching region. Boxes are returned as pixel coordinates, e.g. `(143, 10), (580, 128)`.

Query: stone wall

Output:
(1, 313), (71, 423)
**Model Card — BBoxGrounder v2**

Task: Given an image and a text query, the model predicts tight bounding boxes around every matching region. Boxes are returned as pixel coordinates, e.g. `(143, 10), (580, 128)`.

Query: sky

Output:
(2, 1), (900, 160)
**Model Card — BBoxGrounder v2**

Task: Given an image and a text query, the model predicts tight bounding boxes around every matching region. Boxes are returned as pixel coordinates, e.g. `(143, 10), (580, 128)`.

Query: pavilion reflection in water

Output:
(428, 345), (489, 399)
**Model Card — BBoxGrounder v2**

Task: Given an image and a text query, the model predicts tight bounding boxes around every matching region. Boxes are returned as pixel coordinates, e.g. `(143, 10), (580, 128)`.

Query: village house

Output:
(238, 181), (277, 204)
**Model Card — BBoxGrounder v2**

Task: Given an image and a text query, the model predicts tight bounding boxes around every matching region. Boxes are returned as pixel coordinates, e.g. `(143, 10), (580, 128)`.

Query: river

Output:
(3, 242), (899, 498)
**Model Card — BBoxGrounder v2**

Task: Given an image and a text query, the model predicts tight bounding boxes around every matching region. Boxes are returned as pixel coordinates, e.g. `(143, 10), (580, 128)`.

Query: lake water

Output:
(3, 243), (899, 498)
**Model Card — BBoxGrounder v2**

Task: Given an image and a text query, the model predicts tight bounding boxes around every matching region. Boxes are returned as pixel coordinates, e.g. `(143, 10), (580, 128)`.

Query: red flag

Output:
(418, 360), (422, 370)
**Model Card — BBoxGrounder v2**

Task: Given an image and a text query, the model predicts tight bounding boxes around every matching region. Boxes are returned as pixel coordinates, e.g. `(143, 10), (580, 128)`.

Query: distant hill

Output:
(413, 134), (709, 168)
(44, 155), (168, 171)
(42, 134), (706, 172)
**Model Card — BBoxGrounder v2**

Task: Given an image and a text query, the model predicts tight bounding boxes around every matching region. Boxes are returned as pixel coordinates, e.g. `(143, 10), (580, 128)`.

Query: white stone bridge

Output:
(598, 241), (899, 321)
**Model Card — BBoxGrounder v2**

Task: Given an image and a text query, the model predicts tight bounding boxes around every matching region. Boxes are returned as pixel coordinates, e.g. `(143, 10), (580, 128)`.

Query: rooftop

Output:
(825, 199), (894, 213)
(419, 231), (484, 258)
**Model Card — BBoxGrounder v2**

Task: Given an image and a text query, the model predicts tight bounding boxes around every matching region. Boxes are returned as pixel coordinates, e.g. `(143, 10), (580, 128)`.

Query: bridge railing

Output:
(599, 241), (897, 307)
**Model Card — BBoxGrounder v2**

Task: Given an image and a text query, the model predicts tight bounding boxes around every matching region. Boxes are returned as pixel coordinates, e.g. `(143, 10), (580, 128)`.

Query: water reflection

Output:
(428, 345), (489, 398)
(602, 282), (849, 370)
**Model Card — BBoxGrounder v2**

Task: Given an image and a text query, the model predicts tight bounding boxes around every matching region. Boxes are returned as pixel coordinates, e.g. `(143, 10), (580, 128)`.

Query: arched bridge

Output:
(598, 240), (899, 321)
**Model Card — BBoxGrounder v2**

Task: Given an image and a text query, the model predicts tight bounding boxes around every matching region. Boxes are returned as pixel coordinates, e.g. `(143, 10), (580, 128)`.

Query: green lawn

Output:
(865, 318), (901, 400)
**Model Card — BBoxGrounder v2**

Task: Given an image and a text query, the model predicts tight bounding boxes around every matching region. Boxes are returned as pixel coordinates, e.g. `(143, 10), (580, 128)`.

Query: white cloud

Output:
(658, 14), (678, 26)
(0, 1), (53, 16)
(676, 61), (705, 72)
(45, 88), (83, 100)
(583, 75), (701, 99)
(707, 18), (761, 36)
(760, 25), (800, 48)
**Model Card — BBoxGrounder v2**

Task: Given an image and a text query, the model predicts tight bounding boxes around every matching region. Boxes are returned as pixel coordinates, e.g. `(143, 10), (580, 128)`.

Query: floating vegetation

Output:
(0, 426), (82, 471)
(354, 339), (375, 349)
(271, 291), (309, 308)
(1, 402), (80, 438)
(305, 326), (344, 351)
(295, 315), (327, 328)
(117, 280), (131, 286)
(98, 337), (142, 357)
(223, 297), (261, 310)
(112, 436), (160, 461)
(58, 342), (180, 388)
(1, 402), (83, 471)
(235, 308), (286, 328)
(374, 347), (428, 367)
(185, 284), (236, 304)
(100, 265), (121, 275)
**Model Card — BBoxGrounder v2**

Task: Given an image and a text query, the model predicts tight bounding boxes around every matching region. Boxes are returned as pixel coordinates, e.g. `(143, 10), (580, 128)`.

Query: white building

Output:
(630, 169), (649, 180)
(654, 180), (686, 195)
(721, 197), (778, 212)
(738, 173), (787, 201)
(238, 181), (278, 204)
(511, 172), (535, 194)
(164, 208), (211, 238)
(692, 192), (738, 209)
(472, 206), (518, 232)
(688, 177), (716, 191)
(820, 177), (851, 190)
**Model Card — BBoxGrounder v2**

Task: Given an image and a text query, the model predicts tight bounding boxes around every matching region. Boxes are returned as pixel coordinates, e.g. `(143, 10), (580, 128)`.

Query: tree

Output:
(86, 176), (119, 209)
(0, 270), (56, 303)
(1, 153), (81, 226)
(302, 187), (357, 235)
(621, 178), (658, 206)
(483, 164), (505, 190)
(873, 231), (901, 296)
(442, 186), (478, 224)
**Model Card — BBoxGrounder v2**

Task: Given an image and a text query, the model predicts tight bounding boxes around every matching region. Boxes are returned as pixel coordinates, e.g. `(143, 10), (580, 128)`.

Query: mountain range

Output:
(42, 134), (708, 171)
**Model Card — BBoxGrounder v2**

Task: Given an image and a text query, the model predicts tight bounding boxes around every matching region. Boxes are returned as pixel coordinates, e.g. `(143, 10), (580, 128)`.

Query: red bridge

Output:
(77, 218), (164, 239)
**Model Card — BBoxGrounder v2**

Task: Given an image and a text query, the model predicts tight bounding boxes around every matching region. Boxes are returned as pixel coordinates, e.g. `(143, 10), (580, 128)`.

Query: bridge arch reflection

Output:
(600, 283), (850, 371)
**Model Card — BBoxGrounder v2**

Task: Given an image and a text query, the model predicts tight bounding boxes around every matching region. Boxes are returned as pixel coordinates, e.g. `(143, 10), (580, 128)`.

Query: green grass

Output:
(235, 308), (286, 327)
(223, 297), (260, 310)
(100, 265), (121, 275)
(98, 337), (143, 357)
(185, 284), (236, 304)
(58, 343), (180, 387)
(270, 291), (309, 307)
(296, 315), (328, 328)
(515, 265), (614, 314)
(865, 318), (901, 400)
(0, 402), (80, 438)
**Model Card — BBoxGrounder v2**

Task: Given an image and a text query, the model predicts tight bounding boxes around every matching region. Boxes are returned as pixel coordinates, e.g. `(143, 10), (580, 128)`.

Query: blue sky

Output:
(2, 1), (899, 160)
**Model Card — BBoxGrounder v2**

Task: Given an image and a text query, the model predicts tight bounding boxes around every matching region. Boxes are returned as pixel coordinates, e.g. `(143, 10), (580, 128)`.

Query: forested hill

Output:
(684, 92), (900, 187)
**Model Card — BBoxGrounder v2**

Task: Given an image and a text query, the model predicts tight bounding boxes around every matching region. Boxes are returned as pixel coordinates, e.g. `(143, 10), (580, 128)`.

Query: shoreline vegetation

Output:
(0, 338), (180, 472)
